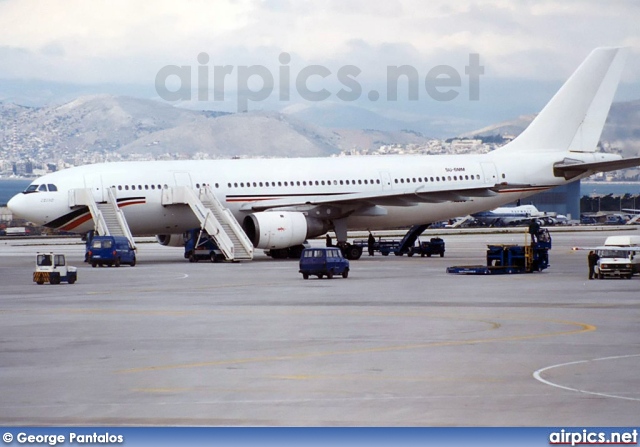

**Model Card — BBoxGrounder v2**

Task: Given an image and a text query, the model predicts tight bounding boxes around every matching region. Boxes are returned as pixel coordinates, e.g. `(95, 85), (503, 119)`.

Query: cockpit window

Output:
(23, 183), (58, 193)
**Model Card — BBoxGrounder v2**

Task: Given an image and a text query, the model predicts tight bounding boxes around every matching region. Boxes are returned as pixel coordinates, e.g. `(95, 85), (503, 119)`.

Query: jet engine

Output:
(242, 211), (328, 249)
(156, 234), (185, 247)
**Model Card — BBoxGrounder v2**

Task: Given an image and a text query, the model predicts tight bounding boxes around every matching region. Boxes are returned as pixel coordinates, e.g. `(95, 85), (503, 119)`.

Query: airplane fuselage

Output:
(8, 150), (591, 237)
(7, 47), (633, 252)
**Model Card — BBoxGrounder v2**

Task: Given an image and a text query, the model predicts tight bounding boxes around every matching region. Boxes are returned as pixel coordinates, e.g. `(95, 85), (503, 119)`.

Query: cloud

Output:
(0, 0), (638, 123)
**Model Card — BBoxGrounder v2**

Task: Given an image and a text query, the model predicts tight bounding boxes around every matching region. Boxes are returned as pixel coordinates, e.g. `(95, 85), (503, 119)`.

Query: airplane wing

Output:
(238, 182), (502, 212)
(554, 156), (640, 180)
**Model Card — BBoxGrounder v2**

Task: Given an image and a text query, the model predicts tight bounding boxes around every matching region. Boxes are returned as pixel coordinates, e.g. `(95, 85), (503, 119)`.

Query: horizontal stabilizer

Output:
(554, 156), (640, 179)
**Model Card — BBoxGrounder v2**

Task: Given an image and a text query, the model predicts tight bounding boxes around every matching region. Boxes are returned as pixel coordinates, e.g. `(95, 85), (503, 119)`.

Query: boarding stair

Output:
(68, 187), (136, 249)
(163, 186), (254, 261)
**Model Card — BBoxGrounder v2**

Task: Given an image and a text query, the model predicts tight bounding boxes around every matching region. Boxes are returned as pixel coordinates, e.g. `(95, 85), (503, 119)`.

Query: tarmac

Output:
(1, 228), (639, 426)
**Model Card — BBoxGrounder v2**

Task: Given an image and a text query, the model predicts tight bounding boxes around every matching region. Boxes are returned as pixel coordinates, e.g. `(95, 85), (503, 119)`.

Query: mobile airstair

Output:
(162, 186), (254, 261)
(69, 187), (136, 249)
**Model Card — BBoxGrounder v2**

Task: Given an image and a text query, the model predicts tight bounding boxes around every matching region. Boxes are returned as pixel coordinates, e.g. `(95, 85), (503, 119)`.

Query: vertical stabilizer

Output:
(498, 47), (627, 153)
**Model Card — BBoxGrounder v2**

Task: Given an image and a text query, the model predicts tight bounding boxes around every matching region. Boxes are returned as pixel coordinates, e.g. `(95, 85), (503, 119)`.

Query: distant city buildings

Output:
(2, 137), (639, 182)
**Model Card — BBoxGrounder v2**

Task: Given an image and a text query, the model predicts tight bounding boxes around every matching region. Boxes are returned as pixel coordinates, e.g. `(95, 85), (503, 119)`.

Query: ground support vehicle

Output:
(86, 235), (136, 267)
(595, 236), (640, 279)
(352, 224), (430, 257)
(408, 238), (446, 257)
(33, 253), (77, 284)
(447, 231), (551, 275)
(351, 238), (403, 256)
(299, 247), (350, 279)
(184, 229), (224, 263)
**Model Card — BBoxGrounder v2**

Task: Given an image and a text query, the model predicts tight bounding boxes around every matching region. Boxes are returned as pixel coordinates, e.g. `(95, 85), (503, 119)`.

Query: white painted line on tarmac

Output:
(533, 353), (640, 401)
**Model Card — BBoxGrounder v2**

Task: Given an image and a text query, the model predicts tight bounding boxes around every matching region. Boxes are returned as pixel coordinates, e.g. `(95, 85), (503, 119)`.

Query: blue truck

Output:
(407, 237), (445, 257)
(184, 229), (224, 263)
(299, 247), (350, 279)
(447, 230), (551, 275)
(86, 235), (136, 267)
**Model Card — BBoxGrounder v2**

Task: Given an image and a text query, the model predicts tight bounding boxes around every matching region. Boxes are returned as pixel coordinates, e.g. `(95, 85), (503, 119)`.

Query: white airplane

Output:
(472, 204), (547, 226)
(8, 47), (640, 260)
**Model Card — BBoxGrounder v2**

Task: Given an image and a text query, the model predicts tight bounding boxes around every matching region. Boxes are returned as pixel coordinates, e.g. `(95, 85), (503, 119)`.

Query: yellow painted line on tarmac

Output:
(133, 388), (192, 393)
(83, 281), (290, 295)
(270, 374), (503, 383)
(117, 319), (596, 374)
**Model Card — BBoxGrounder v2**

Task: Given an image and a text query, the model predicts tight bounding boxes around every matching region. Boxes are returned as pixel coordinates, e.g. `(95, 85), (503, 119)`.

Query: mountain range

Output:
(1, 95), (639, 161)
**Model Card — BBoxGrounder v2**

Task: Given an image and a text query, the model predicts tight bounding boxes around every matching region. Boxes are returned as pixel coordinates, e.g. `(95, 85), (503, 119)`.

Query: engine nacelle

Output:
(242, 211), (328, 249)
(156, 234), (185, 247)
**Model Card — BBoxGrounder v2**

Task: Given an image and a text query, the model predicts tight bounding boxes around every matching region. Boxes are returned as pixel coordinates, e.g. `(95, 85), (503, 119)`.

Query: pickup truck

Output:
(595, 236), (640, 279)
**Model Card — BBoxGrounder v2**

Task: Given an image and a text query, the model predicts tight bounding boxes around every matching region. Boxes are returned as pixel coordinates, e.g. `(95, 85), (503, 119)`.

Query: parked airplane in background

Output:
(473, 204), (551, 226)
(8, 47), (640, 260)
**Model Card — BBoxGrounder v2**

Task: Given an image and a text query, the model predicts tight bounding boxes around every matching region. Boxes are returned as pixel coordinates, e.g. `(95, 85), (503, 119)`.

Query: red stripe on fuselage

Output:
(60, 212), (93, 231)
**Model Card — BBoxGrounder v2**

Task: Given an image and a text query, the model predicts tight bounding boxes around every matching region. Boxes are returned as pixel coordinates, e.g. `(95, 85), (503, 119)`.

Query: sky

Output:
(0, 0), (639, 134)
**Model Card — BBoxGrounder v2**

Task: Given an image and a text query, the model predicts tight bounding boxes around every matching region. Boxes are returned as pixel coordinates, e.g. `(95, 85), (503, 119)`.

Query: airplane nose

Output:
(7, 193), (31, 221)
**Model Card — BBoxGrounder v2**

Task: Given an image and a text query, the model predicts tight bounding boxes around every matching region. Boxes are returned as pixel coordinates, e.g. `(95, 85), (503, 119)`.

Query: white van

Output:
(596, 235), (640, 279)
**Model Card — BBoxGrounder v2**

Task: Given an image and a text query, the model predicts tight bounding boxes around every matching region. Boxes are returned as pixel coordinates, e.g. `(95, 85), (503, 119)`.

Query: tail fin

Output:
(498, 47), (627, 153)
